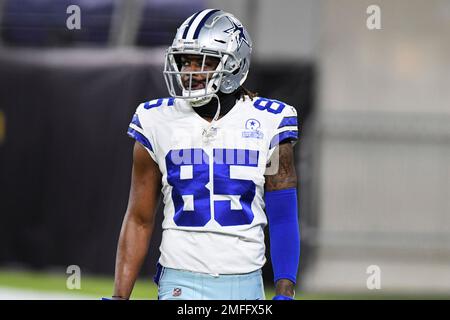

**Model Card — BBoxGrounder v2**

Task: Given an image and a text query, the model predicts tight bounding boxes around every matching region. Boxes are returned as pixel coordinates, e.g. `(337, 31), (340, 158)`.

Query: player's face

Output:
(180, 54), (220, 90)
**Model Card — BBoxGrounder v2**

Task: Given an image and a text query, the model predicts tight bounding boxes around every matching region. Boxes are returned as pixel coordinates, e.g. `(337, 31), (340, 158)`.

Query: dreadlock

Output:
(236, 86), (258, 101)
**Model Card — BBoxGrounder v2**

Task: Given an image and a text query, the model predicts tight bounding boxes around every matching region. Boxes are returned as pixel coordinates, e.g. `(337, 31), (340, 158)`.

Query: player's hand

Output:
(274, 279), (295, 300)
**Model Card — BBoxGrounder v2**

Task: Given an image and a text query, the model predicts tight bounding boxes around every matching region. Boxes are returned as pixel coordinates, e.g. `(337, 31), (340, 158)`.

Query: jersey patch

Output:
(242, 118), (264, 139)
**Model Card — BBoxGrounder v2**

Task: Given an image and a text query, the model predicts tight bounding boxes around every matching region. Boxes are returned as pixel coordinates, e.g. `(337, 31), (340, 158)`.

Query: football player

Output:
(112, 9), (300, 300)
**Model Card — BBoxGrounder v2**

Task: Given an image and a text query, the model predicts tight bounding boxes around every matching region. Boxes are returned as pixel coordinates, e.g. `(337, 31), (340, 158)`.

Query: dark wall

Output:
(1, 0), (206, 47)
(0, 49), (314, 281)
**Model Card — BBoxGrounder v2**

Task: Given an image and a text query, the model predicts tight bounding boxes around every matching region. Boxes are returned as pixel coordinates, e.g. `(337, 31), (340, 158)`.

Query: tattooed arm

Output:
(265, 142), (299, 298)
(265, 142), (298, 191)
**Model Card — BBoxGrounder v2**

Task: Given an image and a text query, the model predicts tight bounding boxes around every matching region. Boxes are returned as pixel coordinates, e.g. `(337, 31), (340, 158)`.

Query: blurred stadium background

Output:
(0, 0), (449, 299)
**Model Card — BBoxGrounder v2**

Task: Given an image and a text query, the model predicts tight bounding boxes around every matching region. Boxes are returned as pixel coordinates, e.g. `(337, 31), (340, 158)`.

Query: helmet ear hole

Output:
(232, 59), (246, 75)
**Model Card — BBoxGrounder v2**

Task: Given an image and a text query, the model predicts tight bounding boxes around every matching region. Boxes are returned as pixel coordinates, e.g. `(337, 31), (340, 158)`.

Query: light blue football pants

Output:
(156, 266), (265, 300)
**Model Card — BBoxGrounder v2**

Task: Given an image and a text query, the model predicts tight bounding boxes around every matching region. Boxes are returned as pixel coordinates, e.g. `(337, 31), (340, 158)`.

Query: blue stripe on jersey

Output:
(131, 113), (143, 129)
(278, 116), (297, 129)
(182, 11), (203, 39)
(270, 130), (298, 149)
(144, 98), (174, 110)
(192, 9), (220, 39)
(127, 127), (153, 152)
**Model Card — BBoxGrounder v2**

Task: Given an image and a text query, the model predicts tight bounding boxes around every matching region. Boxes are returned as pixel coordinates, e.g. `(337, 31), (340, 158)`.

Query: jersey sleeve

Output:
(127, 103), (157, 162)
(269, 105), (299, 150)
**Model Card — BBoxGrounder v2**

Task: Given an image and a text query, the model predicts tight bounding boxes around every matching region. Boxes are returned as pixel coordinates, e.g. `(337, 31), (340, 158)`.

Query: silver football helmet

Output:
(163, 9), (253, 107)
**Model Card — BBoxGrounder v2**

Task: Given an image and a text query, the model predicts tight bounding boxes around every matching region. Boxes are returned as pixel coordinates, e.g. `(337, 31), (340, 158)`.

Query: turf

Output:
(0, 269), (449, 300)
(0, 269), (276, 299)
(0, 269), (157, 299)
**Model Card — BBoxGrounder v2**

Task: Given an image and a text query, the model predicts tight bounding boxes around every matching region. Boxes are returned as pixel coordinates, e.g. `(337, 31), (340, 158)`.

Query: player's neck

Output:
(193, 91), (239, 122)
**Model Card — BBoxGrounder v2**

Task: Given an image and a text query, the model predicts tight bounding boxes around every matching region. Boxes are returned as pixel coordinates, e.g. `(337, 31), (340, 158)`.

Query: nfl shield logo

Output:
(172, 287), (182, 297)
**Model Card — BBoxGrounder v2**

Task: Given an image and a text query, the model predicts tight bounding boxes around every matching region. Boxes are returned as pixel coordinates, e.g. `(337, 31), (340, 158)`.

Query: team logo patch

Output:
(172, 288), (182, 297)
(242, 118), (264, 139)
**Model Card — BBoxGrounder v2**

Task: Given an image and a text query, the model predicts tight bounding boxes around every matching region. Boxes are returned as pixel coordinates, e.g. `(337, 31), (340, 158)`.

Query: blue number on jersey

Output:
(144, 97), (174, 110)
(165, 148), (259, 227)
(253, 97), (285, 114)
(213, 149), (258, 226)
(166, 149), (211, 227)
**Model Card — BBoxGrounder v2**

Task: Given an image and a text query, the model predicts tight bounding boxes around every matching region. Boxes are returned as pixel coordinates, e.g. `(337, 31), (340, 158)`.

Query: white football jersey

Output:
(127, 95), (298, 275)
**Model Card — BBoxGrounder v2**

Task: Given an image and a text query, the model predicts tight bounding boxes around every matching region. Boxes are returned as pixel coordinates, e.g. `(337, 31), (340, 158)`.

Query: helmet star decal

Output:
(224, 18), (250, 49)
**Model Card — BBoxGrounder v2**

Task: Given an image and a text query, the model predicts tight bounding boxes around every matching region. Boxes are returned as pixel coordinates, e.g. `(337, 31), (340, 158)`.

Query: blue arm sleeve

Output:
(265, 188), (300, 284)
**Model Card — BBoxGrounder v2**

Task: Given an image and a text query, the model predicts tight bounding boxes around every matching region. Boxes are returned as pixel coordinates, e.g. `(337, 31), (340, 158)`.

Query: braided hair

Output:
(236, 86), (258, 101)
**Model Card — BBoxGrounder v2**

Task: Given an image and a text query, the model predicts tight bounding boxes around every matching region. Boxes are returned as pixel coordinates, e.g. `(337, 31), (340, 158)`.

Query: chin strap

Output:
(202, 94), (221, 143)
(211, 93), (221, 122)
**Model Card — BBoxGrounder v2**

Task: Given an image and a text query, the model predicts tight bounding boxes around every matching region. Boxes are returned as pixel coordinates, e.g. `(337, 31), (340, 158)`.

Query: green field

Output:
(0, 269), (449, 300)
(0, 269), (275, 299)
